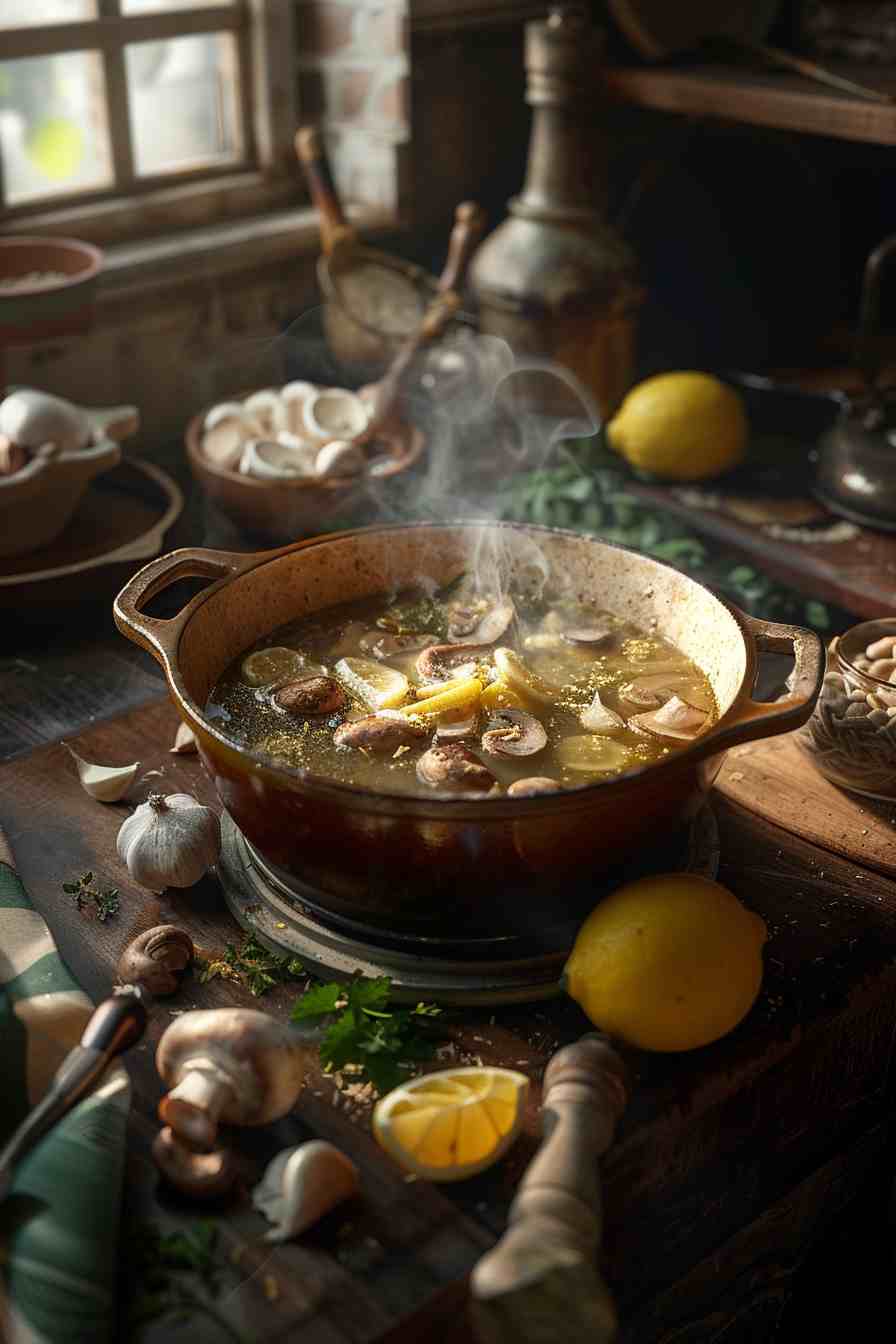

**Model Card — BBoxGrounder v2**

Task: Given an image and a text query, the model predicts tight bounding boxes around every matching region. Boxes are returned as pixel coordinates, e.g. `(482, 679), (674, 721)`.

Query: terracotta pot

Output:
(0, 236), (103, 345)
(114, 523), (823, 938)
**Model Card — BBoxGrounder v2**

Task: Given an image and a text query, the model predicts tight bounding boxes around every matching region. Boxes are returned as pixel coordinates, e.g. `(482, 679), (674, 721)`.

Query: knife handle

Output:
(80, 985), (148, 1057)
(471, 1034), (629, 1344)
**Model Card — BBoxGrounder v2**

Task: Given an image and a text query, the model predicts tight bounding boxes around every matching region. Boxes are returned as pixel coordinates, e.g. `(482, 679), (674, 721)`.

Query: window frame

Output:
(0, 0), (300, 243)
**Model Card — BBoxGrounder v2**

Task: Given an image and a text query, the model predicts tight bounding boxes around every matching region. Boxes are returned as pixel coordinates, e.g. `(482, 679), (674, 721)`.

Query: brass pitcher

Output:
(470, 5), (643, 420)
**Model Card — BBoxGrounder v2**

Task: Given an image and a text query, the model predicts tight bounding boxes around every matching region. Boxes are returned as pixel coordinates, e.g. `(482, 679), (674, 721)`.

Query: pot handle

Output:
(711, 613), (824, 752)
(113, 547), (255, 668)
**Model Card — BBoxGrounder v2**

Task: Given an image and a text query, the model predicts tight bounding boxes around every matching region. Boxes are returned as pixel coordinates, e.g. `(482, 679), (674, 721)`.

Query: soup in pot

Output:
(206, 579), (717, 797)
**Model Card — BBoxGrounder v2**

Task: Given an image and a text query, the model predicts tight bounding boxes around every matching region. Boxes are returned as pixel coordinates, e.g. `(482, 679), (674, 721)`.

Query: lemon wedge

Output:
(335, 656), (409, 709)
(480, 677), (529, 713)
(372, 1067), (529, 1181)
(241, 647), (308, 686)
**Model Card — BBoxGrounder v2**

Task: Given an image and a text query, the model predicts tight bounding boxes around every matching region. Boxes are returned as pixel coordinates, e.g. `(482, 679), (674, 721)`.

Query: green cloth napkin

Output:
(0, 834), (130, 1344)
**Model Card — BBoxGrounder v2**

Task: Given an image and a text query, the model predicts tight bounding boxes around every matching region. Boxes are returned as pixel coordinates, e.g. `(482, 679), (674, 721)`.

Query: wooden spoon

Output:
(470, 1033), (629, 1344)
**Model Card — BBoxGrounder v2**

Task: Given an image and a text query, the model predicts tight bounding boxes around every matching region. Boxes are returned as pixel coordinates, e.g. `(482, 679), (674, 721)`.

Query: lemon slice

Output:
(241, 646), (308, 686)
(493, 647), (558, 707)
(335, 656), (409, 709)
(372, 1067), (529, 1181)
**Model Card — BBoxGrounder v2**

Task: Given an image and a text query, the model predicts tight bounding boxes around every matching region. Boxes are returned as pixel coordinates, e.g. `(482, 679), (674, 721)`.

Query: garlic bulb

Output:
(64, 743), (140, 802)
(252, 1141), (359, 1242)
(117, 792), (220, 892)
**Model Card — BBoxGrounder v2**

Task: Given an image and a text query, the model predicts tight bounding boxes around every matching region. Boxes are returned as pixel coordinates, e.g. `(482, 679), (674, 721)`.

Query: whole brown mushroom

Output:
(152, 1126), (238, 1201)
(273, 676), (347, 718)
(334, 714), (426, 754)
(156, 1008), (308, 1152)
(416, 742), (496, 792)
(116, 925), (194, 997)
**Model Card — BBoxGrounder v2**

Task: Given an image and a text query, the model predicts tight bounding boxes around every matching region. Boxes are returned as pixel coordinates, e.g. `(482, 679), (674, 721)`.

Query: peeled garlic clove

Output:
(171, 722), (197, 754)
(281, 381), (317, 435)
(315, 439), (366, 478)
(64, 743), (139, 802)
(580, 690), (626, 734)
(252, 1140), (359, 1243)
(239, 439), (311, 479)
(0, 388), (90, 453)
(244, 388), (287, 437)
(303, 388), (368, 443)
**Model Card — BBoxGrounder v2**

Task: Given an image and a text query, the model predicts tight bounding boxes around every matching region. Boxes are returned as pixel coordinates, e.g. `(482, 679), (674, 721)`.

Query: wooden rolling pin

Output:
(471, 1034), (629, 1344)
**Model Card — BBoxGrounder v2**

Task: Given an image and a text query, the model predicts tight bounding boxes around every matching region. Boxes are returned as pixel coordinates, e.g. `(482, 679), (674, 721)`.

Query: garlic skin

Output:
(64, 743), (139, 802)
(252, 1141), (359, 1242)
(170, 722), (197, 754)
(117, 792), (220, 892)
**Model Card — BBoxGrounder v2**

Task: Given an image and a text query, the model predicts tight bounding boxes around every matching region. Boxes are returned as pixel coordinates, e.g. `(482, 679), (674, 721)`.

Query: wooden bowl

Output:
(0, 236), (103, 344)
(185, 400), (424, 544)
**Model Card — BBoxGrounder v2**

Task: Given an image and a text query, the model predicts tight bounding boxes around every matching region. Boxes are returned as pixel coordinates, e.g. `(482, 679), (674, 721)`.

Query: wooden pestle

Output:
(359, 200), (485, 444)
(470, 1033), (629, 1344)
(294, 126), (357, 260)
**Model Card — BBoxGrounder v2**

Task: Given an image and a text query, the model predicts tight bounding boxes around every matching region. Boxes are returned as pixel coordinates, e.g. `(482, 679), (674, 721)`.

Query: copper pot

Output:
(114, 523), (822, 939)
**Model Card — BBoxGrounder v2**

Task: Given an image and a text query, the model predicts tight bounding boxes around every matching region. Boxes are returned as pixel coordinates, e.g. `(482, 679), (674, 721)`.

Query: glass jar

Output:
(799, 618), (896, 800)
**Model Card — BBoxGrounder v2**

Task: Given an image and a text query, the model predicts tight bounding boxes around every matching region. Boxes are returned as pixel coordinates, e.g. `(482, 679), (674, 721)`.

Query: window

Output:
(0, 0), (297, 234)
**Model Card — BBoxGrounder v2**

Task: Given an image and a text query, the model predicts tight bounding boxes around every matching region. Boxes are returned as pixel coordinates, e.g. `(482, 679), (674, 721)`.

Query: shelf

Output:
(603, 63), (896, 146)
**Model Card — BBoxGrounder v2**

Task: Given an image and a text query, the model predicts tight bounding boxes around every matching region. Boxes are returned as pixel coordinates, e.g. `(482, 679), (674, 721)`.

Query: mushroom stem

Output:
(159, 1060), (237, 1151)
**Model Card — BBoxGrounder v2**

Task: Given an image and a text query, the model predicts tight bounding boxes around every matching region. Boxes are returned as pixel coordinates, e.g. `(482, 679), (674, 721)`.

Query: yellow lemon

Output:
(372, 1066), (529, 1181)
(240, 646), (307, 686)
(563, 874), (766, 1052)
(607, 372), (748, 482)
(334, 656), (409, 709)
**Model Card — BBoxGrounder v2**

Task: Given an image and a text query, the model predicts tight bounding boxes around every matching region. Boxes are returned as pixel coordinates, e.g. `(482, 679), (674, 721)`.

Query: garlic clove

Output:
(64, 743), (140, 802)
(171, 722), (198, 754)
(252, 1140), (360, 1242)
(0, 388), (90, 453)
(580, 690), (626, 734)
(116, 792), (221, 892)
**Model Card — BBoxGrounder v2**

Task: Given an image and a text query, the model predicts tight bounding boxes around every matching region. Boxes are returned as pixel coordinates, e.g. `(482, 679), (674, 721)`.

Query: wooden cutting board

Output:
(716, 733), (896, 879)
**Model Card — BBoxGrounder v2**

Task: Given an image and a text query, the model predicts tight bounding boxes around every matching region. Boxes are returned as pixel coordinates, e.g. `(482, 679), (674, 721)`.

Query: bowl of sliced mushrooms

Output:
(185, 380), (423, 543)
(798, 618), (896, 800)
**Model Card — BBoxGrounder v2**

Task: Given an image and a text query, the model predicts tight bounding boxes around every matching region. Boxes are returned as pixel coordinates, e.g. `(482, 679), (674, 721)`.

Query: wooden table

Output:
(3, 510), (896, 1344)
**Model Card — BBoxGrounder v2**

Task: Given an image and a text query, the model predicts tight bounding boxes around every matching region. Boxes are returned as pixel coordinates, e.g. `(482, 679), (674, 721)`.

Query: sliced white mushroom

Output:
(315, 439), (366, 478)
(507, 777), (561, 797)
(280, 381), (317, 435)
(434, 706), (479, 740)
(202, 401), (254, 471)
(303, 388), (368, 443)
(563, 626), (616, 647)
(239, 439), (313, 479)
(629, 695), (708, 741)
(244, 388), (286, 437)
(463, 600), (515, 646)
(481, 709), (547, 758)
(580, 690), (626, 734)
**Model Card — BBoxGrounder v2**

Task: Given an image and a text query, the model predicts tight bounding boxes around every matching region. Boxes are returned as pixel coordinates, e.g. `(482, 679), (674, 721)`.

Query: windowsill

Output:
(93, 201), (399, 300)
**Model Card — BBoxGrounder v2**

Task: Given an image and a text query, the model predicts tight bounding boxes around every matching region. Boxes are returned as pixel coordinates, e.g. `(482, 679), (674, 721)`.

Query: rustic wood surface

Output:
(1, 686), (896, 1342)
(716, 734), (896, 880)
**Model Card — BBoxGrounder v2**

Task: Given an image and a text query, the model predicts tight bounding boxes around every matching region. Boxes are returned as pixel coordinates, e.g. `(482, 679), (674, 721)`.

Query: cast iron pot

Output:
(114, 523), (823, 940)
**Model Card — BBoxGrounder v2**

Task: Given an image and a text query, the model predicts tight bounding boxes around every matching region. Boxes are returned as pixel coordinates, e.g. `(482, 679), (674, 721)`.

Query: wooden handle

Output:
(80, 988), (149, 1056)
(471, 1034), (629, 1344)
(360, 291), (461, 443)
(295, 126), (356, 255)
(439, 201), (486, 295)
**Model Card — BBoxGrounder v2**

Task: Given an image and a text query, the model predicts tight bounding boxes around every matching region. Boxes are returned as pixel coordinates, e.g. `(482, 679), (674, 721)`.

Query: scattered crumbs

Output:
(392, 744), (410, 759)
(275, 921), (286, 929)
(403, 1173), (418, 1183)
(862, 829), (869, 835)
(263, 1275), (279, 1302)
(168, 1009), (187, 1016)
(763, 520), (858, 543)
(729, 771), (744, 782)
(516, 1060), (529, 1066)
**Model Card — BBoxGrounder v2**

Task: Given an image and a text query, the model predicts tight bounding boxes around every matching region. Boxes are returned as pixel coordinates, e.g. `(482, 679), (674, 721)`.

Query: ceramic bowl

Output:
(0, 236), (103, 343)
(0, 439), (121, 559)
(185, 394), (423, 544)
(114, 522), (824, 940)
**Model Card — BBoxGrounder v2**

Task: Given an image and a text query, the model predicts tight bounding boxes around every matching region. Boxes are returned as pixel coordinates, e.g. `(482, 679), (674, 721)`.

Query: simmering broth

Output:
(206, 580), (717, 797)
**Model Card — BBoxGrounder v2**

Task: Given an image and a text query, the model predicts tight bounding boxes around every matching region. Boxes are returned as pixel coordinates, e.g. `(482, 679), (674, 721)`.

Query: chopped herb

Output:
(196, 931), (304, 997)
(62, 872), (120, 922)
(128, 1220), (248, 1342)
(291, 974), (443, 1095)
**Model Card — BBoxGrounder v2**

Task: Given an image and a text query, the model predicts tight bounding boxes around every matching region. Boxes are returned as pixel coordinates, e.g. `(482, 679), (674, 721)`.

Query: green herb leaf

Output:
(291, 981), (342, 1020)
(805, 600), (830, 630)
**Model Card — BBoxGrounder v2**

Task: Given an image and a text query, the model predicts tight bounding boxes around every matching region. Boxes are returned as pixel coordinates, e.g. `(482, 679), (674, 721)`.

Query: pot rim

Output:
(115, 520), (823, 818)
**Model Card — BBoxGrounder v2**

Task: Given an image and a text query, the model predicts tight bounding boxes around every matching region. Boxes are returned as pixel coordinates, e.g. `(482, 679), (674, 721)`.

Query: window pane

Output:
(121, 0), (234, 13)
(125, 32), (242, 177)
(0, 0), (95, 26)
(0, 50), (112, 205)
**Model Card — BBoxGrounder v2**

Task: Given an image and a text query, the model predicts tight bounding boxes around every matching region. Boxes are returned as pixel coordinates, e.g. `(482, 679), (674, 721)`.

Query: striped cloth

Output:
(0, 827), (130, 1344)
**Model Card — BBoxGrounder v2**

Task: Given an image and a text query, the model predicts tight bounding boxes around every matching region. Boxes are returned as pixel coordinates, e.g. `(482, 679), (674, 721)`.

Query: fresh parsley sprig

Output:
(291, 975), (442, 1095)
(62, 871), (120, 922)
(197, 931), (304, 998)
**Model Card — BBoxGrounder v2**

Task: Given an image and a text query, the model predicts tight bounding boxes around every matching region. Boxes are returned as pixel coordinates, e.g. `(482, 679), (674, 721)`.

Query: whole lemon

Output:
(607, 372), (748, 482)
(563, 874), (767, 1052)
